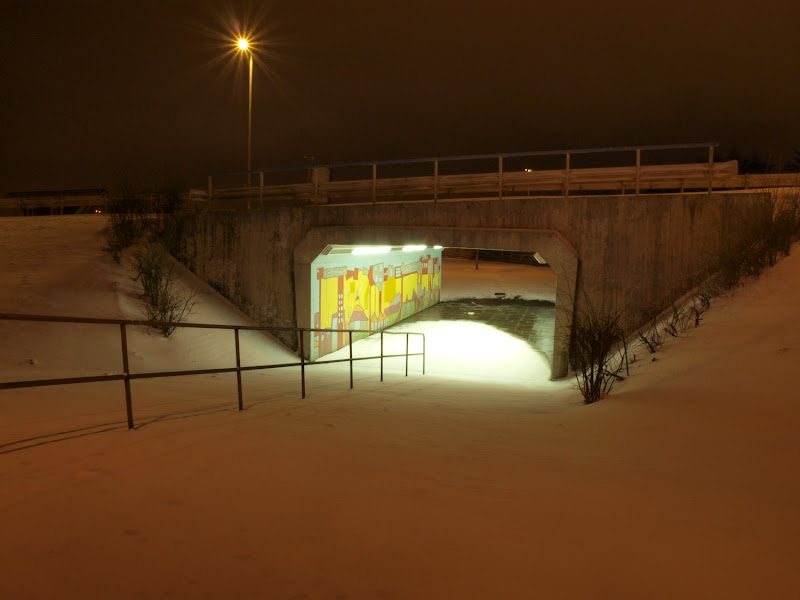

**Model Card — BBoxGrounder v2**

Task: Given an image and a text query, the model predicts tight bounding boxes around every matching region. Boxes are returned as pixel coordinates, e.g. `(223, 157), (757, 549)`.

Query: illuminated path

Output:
(326, 258), (556, 384)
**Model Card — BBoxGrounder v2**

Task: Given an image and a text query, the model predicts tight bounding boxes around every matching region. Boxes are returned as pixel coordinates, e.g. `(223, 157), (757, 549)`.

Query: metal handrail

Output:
(0, 313), (425, 430)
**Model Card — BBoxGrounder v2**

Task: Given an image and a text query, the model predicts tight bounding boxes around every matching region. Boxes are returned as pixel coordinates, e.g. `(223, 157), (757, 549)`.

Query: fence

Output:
(206, 142), (737, 205)
(0, 313), (426, 430)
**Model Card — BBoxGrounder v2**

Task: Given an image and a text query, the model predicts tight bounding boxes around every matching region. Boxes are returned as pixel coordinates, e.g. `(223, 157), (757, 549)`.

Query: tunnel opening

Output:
(294, 226), (578, 380)
(311, 245), (558, 385)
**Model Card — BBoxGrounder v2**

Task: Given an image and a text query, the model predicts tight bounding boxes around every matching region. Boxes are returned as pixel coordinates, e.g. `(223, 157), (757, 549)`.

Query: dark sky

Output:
(2, 0), (798, 193)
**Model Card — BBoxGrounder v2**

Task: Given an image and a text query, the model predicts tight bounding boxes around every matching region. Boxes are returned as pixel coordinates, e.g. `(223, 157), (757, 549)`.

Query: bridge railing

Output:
(206, 142), (737, 205)
(0, 313), (425, 430)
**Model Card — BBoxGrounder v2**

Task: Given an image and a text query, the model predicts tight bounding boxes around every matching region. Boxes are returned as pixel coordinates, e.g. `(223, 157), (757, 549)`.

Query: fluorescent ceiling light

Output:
(402, 245), (427, 252)
(433, 245), (443, 249)
(352, 246), (392, 255)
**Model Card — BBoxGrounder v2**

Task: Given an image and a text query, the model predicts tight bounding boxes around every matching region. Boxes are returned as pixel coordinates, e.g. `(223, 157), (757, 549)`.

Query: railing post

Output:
(380, 332), (384, 382)
(708, 145), (714, 194)
(405, 333), (409, 376)
(372, 163), (377, 204)
(433, 160), (439, 202)
(119, 323), (134, 430)
(299, 331), (306, 399)
(564, 152), (570, 197)
(422, 334), (426, 375)
(207, 175), (213, 204)
(234, 328), (243, 411)
(635, 148), (641, 195)
(349, 331), (354, 389)
(498, 156), (504, 200)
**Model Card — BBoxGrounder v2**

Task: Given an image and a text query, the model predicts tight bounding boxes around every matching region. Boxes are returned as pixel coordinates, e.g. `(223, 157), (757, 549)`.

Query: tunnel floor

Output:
(399, 297), (556, 365)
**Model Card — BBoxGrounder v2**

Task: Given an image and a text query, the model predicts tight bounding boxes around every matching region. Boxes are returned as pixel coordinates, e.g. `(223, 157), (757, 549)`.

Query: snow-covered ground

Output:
(1, 215), (799, 599)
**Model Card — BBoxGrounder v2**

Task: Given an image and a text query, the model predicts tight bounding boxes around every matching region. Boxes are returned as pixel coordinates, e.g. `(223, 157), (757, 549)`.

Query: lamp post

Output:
(237, 37), (253, 187)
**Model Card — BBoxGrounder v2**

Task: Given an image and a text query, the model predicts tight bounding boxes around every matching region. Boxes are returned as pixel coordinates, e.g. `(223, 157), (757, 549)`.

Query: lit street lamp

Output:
(237, 37), (253, 186)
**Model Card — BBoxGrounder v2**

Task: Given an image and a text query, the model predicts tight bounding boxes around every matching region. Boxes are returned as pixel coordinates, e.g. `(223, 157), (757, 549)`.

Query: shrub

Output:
(569, 298), (627, 404)
(663, 304), (691, 338)
(638, 321), (664, 354)
(131, 243), (195, 337)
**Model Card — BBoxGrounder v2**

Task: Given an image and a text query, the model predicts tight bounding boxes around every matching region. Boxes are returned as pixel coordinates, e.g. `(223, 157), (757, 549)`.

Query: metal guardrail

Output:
(207, 142), (727, 205)
(0, 313), (425, 430)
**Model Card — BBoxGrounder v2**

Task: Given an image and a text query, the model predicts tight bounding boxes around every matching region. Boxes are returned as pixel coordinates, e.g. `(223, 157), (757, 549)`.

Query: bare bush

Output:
(569, 299), (627, 404)
(663, 304), (691, 337)
(687, 284), (715, 328)
(689, 304), (704, 328)
(635, 302), (675, 354)
(131, 243), (195, 337)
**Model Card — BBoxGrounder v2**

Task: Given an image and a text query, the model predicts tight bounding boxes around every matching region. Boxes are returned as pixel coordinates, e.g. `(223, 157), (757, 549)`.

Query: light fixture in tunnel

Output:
(352, 246), (392, 255)
(402, 245), (427, 252)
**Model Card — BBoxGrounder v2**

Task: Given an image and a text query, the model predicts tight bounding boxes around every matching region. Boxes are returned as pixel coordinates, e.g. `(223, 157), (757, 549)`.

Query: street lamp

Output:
(237, 37), (253, 186)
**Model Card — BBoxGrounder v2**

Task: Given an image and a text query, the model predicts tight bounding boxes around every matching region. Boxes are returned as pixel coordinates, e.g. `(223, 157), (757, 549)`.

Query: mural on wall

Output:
(310, 250), (442, 359)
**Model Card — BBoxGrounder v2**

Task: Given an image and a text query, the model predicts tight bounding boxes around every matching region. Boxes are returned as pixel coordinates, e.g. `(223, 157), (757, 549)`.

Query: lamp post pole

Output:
(247, 51), (252, 187)
(238, 38), (253, 187)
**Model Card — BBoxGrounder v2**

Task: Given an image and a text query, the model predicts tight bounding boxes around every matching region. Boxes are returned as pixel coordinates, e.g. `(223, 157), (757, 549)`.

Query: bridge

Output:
(173, 143), (775, 380)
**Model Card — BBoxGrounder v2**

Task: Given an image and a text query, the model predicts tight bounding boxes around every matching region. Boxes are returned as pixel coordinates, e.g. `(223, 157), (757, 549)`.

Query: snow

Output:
(1, 215), (799, 599)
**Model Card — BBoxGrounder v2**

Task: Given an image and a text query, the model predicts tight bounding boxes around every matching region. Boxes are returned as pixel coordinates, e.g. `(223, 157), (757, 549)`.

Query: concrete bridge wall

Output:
(174, 192), (770, 378)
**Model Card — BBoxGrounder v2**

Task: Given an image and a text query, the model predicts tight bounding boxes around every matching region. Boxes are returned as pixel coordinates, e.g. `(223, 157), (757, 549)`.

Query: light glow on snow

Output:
(324, 319), (551, 385)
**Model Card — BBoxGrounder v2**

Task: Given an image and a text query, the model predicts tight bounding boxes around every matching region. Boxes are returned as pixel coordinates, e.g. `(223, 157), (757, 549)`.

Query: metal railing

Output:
(0, 313), (425, 430)
(206, 142), (730, 205)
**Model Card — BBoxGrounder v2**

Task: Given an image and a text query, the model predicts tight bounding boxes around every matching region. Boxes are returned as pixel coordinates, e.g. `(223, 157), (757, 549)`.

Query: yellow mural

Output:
(312, 253), (441, 359)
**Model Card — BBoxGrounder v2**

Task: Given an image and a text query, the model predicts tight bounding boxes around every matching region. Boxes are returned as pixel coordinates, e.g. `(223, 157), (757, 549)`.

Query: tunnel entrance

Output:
(312, 247), (558, 385)
(294, 226), (579, 379)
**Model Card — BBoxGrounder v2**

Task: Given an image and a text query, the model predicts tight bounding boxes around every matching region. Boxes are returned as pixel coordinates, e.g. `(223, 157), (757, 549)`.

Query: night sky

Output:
(2, 0), (798, 194)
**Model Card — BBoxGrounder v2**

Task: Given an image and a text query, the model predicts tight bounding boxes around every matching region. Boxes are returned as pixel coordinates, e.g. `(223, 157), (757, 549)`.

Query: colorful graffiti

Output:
(310, 251), (442, 359)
